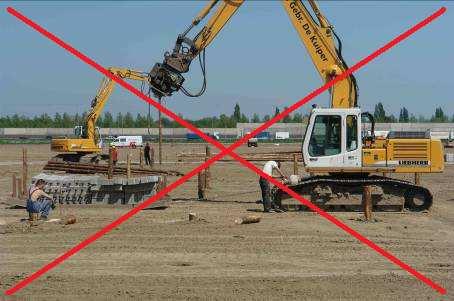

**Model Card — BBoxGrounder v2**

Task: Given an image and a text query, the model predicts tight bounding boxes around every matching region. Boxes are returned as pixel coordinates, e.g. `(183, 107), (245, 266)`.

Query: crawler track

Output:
(272, 175), (432, 212)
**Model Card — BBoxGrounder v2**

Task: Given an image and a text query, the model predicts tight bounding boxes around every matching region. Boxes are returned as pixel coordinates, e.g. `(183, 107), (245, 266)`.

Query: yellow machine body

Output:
(363, 138), (444, 173)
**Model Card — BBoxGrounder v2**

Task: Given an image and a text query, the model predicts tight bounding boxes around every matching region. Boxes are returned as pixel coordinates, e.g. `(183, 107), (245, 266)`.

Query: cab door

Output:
(303, 113), (344, 168)
(343, 114), (362, 167)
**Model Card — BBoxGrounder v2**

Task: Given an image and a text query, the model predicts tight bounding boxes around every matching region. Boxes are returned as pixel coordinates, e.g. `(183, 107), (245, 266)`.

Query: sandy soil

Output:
(1, 143), (453, 300)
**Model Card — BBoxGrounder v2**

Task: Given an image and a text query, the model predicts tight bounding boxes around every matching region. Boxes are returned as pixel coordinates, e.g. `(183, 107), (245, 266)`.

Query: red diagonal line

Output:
(5, 6), (446, 296)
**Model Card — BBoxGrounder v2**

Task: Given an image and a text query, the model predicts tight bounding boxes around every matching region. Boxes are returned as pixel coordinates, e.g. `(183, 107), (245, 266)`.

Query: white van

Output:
(275, 132), (290, 140)
(111, 136), (143, 148)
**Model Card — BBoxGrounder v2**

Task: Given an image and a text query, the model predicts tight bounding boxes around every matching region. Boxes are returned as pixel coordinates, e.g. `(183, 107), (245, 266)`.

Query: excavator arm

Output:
(84, 67), (149, 143)
(281, 0), (358, 108)
(51, 67), (149, 156)
(148, 0), (244, 98)
(148, 0), (357, 108)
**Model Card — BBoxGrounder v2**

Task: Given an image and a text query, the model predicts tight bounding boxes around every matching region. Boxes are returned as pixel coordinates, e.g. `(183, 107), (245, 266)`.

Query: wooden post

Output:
(139, 148), (143, 168)
(16, 177), (22, 197)
(108, 147), (113, 179)
(12, 173), (17, 198)
(363, 185), (372, 221)
(293, 153), (298, 175)
(414, 173), (420, 185)
(205, 145), (211, 189)
(153, 175), (168, 201)
(22, 148), (28, 197)
(126, 152), (131, 179)
(197, 171), (206, 200)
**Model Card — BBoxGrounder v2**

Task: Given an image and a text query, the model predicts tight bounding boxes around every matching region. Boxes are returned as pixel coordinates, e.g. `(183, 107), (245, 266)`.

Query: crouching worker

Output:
(259, 160), (287, 213)
(26, 179), (55, 221)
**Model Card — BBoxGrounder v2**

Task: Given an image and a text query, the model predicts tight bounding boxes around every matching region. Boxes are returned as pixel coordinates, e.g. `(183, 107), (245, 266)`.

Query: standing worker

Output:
(144, 142), (153, 166)
(26, 179), (55, 221)
(111, 145), (118, 166)
(259, 161), (287, 213)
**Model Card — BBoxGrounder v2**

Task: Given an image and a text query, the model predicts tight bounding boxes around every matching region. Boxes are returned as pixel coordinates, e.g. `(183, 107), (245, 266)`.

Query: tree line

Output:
(0, 102), (452, 128)
(373, 102), (451, 123)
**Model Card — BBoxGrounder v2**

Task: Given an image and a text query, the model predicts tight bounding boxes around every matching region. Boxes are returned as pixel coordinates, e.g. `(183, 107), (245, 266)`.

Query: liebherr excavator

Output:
(51, 67), (149, 162)
(147, 0), (444, 211)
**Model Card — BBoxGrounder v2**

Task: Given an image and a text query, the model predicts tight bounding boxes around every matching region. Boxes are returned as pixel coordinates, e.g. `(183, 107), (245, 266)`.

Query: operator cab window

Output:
(346, 115), (358, 151)
(309, 115), (341, 157)
(120, 138), (126, 142)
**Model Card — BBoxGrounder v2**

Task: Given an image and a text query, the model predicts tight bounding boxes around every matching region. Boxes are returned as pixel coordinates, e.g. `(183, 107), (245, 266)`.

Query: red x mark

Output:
(5, 6), (447, 296)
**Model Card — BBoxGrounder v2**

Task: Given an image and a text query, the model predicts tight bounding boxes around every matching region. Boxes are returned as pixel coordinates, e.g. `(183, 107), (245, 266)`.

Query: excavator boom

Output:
(148, 0), (357, 108)
(50, 67), (149, 158)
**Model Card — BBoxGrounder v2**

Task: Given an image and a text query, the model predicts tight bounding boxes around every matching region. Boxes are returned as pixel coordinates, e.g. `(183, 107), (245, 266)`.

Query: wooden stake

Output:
(139, 148), (143, 168)
(205, 145), (211, 189)
(126, 153), (131, 179)
(293, 153), (298, 175)
(362, 185), (372, 221)
(22, 148), (28, 197)
(12, 173), (17, 198)
(197, 171), (206, 200)
(17, 177), (22, 197)
(414, 173), (420, 185)
(108, 147), (113, 179)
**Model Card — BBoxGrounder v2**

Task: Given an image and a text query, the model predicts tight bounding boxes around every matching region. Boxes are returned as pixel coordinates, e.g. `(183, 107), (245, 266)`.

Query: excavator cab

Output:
(302, 107), (362, 169)
(74, 125), (84, 138)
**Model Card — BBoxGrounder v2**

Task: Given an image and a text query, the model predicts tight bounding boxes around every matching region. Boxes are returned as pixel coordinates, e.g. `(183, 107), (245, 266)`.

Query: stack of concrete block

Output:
(32, 173), (99, 204)
(31, 173), (167, 208)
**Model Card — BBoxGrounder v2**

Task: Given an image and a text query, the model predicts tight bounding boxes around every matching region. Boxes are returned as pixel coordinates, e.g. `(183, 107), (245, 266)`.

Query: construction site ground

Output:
(1, 143), (453, 300)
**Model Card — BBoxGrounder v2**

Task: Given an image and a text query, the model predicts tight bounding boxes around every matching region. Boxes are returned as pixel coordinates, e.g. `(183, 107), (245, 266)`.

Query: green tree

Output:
(282, 107), (291, 123)
(134, 113), (147, 127)
(123, 112), (134, 127)
(274, 107), (280, 118)
(103, 112), (114, 128)
(399, 107), (409, 122)
(53, 113), (62, 128)
(374, 102), (386, 122)
(96, 115), (104, 128)
(233, 103), (241, 123)
(251, 113), (260, 123)
(62, 113), (73, 128)
(219, 114), (230, 128)
(417, 115), (427, 123)
(292, 112), (303, 123)
(116, 112), (123, 128)
(431, 107), (447, 122)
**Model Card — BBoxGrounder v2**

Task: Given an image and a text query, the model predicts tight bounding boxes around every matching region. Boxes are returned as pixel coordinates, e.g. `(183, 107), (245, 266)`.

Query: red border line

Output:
(5, 6), (446, 296)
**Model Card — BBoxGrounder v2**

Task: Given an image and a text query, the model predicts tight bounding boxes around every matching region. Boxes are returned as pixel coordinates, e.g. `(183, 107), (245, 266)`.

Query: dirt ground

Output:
(1, 143), (453, 300)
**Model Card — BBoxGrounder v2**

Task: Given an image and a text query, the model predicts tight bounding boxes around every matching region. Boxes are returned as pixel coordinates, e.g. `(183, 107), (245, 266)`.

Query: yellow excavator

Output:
(147, 0), (444, 210)
(51, 67), (149, 162)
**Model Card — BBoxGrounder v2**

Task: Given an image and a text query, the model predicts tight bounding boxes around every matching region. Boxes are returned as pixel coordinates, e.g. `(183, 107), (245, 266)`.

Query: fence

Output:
(2, 123), (454, 139)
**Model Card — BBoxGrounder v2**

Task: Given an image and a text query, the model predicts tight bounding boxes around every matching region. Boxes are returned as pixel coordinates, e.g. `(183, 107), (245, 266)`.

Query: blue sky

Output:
(0, 1), (452, 120)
